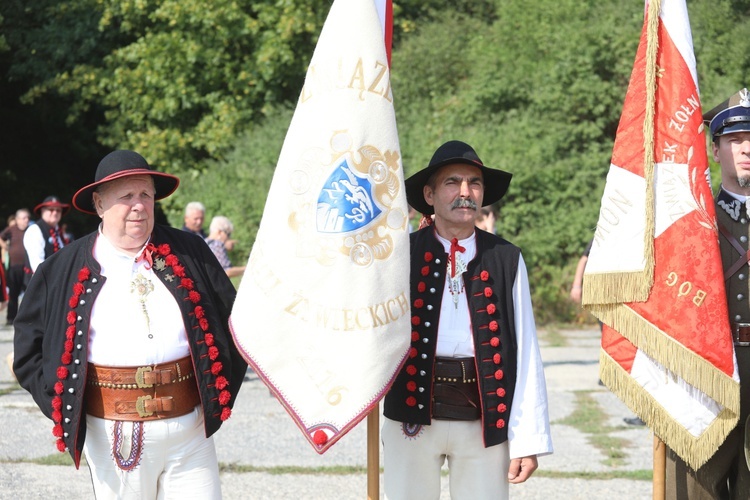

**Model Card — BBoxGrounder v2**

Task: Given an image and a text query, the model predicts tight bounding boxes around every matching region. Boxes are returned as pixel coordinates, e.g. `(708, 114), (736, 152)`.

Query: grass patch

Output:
(220, 463), (368, 475)
(3, 453), (81, 467)
(556, 390), (631, 467)
(535, 469), (652, 481)
(0, 384), (21, 397)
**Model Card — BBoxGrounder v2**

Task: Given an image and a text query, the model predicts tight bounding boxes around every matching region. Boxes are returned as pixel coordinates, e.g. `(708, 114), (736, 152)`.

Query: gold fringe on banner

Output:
(591, 302), (741, 420)
(640, 0), (660, 289)
(582, 271), (651, 305)
(600, 352), (738, 470)
(582, 0), (661, 306)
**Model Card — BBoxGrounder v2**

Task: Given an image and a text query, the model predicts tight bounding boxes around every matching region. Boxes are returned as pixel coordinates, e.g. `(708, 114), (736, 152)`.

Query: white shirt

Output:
(435, 233), (477, 358)
(23, 222), (65, 272)
(87, 228), (190, 366)
(434, 231), (553, 459)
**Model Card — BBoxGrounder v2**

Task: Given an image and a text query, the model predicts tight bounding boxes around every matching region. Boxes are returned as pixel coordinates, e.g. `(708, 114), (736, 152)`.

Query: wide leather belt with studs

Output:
(432, 357), (480, 421)
(86, 355), (200, 421)
(733, 323), (750, 347)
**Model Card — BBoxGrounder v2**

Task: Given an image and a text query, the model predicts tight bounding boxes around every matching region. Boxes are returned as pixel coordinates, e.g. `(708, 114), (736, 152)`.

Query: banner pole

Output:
(653, 435), (666, 500)
(367, 409), (380, 499)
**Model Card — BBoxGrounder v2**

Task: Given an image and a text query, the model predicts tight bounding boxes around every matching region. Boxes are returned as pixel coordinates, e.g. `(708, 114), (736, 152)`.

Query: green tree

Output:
(165, 105), (294, 263)
(15, 0), (329, 173)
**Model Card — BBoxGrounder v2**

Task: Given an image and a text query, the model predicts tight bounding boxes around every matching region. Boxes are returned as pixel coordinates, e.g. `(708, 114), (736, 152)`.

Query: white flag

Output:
(230, 0), (410, 453)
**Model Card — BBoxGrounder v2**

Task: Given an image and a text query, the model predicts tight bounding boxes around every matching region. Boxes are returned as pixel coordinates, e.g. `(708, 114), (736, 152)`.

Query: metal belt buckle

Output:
(734, 322), (750, 347)
(135, 366), (153, 388)
(136, 395), (153, 418)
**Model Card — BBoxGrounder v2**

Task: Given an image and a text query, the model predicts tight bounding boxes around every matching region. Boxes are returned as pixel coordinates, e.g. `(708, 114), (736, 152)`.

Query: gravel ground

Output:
(0, 323), (653, 499)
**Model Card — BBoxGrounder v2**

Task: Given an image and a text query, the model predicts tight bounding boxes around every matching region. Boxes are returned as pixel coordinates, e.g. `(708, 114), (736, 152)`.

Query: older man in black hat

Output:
(665, 90), (750, 499)
(382, 141), (552, 499)
(22, 195), (70, 275)
(13, 150), (247, 499)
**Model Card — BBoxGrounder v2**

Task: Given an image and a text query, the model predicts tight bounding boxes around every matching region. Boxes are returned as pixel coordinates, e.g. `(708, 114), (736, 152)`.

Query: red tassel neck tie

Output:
(448, 238), (466, 278)
(135, 244), (154, 269)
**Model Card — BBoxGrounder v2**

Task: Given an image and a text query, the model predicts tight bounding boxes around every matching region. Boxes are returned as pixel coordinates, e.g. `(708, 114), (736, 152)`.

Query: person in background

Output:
(0, 208), (31, 324)
(569, 240), (592, 305)
(474, 205), (498, 234)
(1, 214), (14, 268)
(205, 215), (245, 278)
(182, 201), (207, 238)
(23, 196), (70, 275)
(382, 141), (552, 499)
(13, 150), (247, 499)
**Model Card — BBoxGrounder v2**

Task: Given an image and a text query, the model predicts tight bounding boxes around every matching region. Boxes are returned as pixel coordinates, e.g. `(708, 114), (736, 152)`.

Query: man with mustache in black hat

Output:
(13, 150), (247, 499)
(665, 89), (750, 499)
(382, 141), (552, 499)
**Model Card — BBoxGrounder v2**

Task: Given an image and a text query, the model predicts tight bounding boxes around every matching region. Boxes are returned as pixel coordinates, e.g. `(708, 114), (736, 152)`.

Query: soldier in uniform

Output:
(666, 89), (750, 499)
(382, 141), (552, 499)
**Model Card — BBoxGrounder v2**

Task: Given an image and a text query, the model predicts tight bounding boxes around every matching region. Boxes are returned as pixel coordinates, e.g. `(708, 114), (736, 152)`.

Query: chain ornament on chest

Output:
(447, 254), (467, 308)
(130, 272), (155, 339)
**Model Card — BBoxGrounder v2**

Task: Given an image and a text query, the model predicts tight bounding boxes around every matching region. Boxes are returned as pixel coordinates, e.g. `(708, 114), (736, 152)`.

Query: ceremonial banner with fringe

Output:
(229, 0), (410, 454)
(583, 0), (740, 470)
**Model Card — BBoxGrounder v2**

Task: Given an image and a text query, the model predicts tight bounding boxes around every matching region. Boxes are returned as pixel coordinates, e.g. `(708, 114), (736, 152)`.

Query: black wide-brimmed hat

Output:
(703, 88), (750, 140)
(34, 195), (70, 216)
(405, 141), (512, 215)
(73, 150), (180, 215)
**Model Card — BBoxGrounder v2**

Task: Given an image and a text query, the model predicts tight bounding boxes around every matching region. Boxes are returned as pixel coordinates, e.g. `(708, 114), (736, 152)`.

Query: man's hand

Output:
(507, 455), (538, 484)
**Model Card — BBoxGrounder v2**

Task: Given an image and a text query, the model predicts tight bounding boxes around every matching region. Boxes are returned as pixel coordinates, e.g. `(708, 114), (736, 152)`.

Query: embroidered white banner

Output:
(230, 0), (410, 453)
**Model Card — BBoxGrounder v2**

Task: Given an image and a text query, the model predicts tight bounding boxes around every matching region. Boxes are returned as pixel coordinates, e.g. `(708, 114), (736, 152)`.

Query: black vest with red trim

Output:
(383, 225), (520, 448)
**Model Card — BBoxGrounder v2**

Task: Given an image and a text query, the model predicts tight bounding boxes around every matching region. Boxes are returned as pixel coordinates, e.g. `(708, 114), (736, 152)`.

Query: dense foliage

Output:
(3, 0), (750, 322)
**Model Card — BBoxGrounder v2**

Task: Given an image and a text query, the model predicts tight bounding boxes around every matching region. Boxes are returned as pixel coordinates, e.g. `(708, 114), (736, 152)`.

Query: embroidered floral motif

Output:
(402, 422), (424, 439)
(113, 421), (144, 471)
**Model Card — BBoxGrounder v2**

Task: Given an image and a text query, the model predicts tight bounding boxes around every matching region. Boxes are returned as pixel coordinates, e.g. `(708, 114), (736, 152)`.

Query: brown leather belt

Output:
(432, 357), (480, 421)
(86, 356), (201, 421)
(733, 323), (750, 347)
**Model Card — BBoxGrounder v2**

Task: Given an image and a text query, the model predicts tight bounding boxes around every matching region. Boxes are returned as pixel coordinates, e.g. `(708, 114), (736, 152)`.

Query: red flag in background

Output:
(229, 0), (410, 454)
(375, 0), (393, 66)
(583, 0), (740, 469)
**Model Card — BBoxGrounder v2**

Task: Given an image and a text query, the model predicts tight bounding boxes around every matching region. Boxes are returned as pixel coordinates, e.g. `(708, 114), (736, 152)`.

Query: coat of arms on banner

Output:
(289, 132), (404, 266)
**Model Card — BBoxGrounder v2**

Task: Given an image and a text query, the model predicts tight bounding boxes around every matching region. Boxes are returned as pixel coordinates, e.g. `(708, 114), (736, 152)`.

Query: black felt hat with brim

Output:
(73, 150), (180, 215)
(34, 196), (71, 216)
(405, 140), (512, 215)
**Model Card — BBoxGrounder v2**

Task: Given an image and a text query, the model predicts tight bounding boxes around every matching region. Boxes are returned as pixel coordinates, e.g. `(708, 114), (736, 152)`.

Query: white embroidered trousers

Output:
(83, 406), (221, 499)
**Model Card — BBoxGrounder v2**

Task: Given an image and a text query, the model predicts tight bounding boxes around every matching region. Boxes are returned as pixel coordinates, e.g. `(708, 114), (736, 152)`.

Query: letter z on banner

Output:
(583, 0), (740, 470)
(230, 0), (410, 453)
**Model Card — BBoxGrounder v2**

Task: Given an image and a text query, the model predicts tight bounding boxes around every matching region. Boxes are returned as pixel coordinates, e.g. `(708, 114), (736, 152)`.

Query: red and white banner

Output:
(230, 0), (410, 453)
(583, 0), (740, 469)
